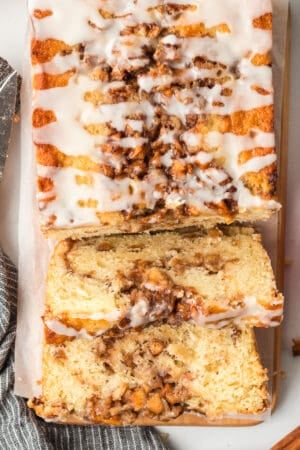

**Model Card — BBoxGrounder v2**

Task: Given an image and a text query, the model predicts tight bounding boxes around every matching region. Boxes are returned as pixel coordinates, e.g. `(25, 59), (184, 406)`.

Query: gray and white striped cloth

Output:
(0, 252), (168, 450)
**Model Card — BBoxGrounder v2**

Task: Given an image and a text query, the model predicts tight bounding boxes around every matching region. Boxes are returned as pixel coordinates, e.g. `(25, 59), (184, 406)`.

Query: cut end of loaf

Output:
(45, 226), (283, 339)
(28, 323), (269, 424)
(41, 208), (277, 240)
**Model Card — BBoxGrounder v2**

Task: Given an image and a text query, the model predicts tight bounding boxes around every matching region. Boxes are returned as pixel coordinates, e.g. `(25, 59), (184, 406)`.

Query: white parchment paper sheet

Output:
(14, 0), (290, 400)
(14, 20), (51, 398)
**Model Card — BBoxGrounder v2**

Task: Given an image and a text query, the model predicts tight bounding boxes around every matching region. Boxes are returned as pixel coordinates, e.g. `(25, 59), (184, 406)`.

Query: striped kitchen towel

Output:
(0, 252), (167, 450)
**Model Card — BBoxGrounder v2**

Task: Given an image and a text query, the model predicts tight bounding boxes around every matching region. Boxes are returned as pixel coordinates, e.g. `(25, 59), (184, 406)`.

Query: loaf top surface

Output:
(30, 0), (279, 238)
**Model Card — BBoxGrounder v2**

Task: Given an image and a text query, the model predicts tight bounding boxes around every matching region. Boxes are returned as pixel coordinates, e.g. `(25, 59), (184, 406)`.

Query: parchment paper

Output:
(14, 0), (290, 402)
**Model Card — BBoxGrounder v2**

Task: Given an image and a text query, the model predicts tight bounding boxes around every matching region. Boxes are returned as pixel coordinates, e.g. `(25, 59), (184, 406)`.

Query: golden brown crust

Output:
(251, 53), (272, 66)
(36, 143), (100, 171)
(241, 163), (277, 200)
(33, 70), (75, 90)
(238, 147), (274, 165)
(31, 39), (73, 65)
(33, 9), (53, 19)
(251, 85), (272, 96)
(44, 326), (74, 345)
(253, 13), (272, 30)
(37, 177), (54, 193)
(32, 108), (57, 128)
(194, 106), (274, 135)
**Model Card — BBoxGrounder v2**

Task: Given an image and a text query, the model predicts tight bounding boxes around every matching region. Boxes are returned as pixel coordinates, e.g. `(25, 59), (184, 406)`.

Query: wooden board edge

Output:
(271, 5), (291, 413)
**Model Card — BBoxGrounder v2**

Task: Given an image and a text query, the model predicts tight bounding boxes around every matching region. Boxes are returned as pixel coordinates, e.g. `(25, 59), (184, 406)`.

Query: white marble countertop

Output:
(0, 1), (299, 448)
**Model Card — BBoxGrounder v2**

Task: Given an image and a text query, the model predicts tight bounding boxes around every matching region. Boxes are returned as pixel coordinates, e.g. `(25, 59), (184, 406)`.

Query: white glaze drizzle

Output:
(195, 295), (283, 328)
(45, 320), (94, 339)
(45, 293), (283, 339)
(30, 0), (279, 228)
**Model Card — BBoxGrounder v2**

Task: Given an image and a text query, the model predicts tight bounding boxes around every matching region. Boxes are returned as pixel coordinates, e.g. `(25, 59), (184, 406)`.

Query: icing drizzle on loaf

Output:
(30, 0), (279, 231)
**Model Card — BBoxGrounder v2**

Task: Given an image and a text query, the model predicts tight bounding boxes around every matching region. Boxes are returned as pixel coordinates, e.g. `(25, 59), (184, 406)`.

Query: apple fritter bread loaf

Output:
(44, 227), (283, 338)
(28, 323), (268, 424)
(30, 0), (279, 238)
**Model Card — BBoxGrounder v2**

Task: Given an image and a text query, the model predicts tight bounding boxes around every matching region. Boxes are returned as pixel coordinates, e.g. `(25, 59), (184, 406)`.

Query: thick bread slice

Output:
(44, 227), (283, 337)
(28, 323), (268, 424)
